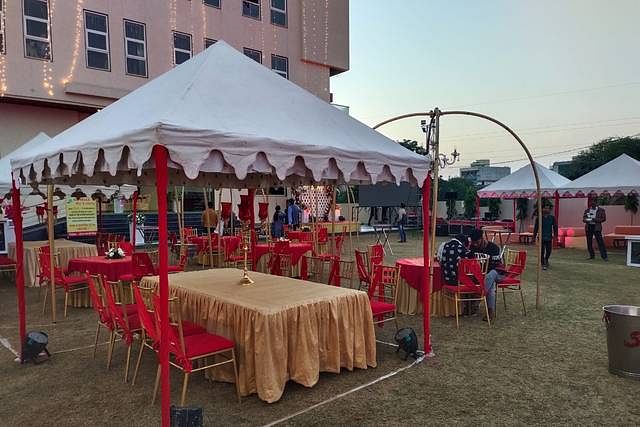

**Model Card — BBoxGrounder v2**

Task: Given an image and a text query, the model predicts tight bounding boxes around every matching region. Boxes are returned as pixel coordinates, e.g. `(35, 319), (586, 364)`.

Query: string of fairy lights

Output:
(0, 0), (7, 96)
(2, 1), (333, 101)
(62, 0), (85, 87)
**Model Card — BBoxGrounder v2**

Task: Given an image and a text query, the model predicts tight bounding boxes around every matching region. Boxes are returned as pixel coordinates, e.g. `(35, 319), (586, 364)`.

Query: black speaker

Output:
(170, 406), (203, 427)
(444, 191), (457, 200)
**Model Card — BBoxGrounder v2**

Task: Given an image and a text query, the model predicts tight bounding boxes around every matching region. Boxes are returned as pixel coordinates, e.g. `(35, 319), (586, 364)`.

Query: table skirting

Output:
(8, 239), (97, 287)
(254, 243), (313, 276)
(141, 269), (376, 403)
(395, 257), (458, 317)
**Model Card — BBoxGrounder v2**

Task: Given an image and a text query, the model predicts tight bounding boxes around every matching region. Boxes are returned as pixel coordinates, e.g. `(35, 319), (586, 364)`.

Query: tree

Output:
(446, 199), (458, 219)
(565, 136), (640, 180)
(624, 194), (639, 225)
(463, 187), (477, 219)
(397, 139), (428, 156)
(487, 199), (501, 219)
(438, 177), (475, 201)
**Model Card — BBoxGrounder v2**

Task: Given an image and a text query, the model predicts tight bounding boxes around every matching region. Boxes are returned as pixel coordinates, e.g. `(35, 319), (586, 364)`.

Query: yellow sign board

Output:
(66, 197), (97, 236)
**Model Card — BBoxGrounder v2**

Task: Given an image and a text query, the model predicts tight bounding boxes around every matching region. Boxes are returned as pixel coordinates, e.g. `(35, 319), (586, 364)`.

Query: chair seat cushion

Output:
(443, 284), (479, 293)
(62, 274), (89, 286)
(183, 333), (235, 358)
(369, 300), (396, 315)
(180, 321), (207, 337)
(498, 277), (521, 286)
(0, 256), (16, 266)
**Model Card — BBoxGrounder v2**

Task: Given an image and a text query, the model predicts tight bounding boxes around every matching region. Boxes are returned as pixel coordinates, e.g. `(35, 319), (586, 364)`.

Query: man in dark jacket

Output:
(583, 199), (608, 261)
(469, 228), (502, 320)
(533, 205), (558, 270)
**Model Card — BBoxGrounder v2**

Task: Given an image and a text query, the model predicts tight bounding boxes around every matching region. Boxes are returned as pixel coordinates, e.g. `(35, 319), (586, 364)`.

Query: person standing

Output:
(271, 205), (285, 238)
(583, 199), (608, 261)
(286, 198), (301, 230)
(397, 203), (408, 243)
(201, 202), (218, 233)
(533, 205), (558, 270)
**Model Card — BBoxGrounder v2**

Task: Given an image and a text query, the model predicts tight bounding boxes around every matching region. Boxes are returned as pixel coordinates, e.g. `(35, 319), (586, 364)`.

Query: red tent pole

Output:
(154, 147), (170, 427)
(12, 178), (26, 355)
(422, 175), (432, 355)
(554, 191), (560, 245)
(475, 195), (480, 229)
(248, 189), (256, 270)
(131, 191), (138, 250)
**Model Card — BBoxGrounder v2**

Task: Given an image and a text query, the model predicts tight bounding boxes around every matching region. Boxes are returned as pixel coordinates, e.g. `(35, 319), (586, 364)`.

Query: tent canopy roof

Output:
(477, 162), (570, 199)
(0, 132), (136, 199)
(559, 154), (640, 197)
(11, 41), (430, 189)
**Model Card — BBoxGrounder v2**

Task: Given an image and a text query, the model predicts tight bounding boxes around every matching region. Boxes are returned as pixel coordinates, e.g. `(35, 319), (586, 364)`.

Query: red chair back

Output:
(299, 231), (314, 243)
(132, 252), (156, 278)
(355, 250), (370, 283)
(506, 251), (527, 275)
(369, 244), (383, 259)
(37, 251), (52, 279)
(151, 295), (192, 372)
(457, 259), (485, 293)
(87, 276), (112, 328)
(317, 227), (328, 244)
(119, 240), (134, 255)
(133, 286), (159, 343)
(102, 276), (135, 344)
(335, 235), (345, 254)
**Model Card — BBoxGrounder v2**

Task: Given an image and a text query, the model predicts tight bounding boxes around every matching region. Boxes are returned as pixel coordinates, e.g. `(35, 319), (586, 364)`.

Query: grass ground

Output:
(0, 231), (638, 426)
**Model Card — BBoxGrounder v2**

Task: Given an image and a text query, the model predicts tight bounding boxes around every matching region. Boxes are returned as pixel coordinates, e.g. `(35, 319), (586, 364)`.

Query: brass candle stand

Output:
(239, 236), (254, 286)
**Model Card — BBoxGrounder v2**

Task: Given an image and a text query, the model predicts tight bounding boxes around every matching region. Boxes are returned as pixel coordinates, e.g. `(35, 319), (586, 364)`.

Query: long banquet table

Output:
(8, 239), (98, 287)
(141, 268), (377, 403)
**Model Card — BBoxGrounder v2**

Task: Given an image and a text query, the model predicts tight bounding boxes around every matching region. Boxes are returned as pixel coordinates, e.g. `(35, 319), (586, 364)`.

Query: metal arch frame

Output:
(374, 108), (543, 320)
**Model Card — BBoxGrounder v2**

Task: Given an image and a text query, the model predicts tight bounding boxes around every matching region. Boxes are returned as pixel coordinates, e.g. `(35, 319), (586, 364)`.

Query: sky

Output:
(330, 0), (640, 178)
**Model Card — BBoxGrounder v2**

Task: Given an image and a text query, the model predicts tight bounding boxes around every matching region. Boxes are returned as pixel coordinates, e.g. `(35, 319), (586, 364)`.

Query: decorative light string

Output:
(61, 0), (84, 86)
(42, 0), (55, 96)
(0, 0), (7, 96)
(301, 2), (308, 87)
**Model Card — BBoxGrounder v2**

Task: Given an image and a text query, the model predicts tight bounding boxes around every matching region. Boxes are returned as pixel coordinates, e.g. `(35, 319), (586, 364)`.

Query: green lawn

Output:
(0, 231), (638, 426)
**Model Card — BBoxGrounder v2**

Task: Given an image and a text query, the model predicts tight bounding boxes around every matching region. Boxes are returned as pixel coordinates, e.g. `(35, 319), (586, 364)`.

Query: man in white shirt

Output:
(397, 203), (407, 242)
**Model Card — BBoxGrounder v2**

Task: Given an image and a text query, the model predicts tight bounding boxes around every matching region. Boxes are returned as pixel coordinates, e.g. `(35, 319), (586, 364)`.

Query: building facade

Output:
(460, 159), (511, 187)
(551, 160), (572, 178)
(0, 0), (349, 156)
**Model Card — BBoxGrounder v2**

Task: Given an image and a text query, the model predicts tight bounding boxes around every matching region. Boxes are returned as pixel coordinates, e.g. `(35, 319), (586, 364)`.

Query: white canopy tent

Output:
(0, 132), (137, 200)
(11, 41), (429, 188)
(478, 162), (571, 199)
(559, 154), (640, 197)
(9, 41), (431, 424)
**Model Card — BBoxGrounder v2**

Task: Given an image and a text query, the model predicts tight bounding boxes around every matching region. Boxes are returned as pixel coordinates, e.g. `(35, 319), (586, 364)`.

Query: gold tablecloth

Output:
(141, 268), (377, 403)
(396, 278), (458, 317)
(8, 239), (97, 287)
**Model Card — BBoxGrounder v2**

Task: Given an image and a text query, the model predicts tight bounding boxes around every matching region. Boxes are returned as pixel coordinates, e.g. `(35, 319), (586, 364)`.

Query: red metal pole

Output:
(11, 178), (26, 355)
(131, 191), (138, 250)
(154, 147), (170, 427)
(422, 175), (432, 355)
(554, 191), (560, 245)
(248, 189), (256, 269)
(475, 195), (480, 229)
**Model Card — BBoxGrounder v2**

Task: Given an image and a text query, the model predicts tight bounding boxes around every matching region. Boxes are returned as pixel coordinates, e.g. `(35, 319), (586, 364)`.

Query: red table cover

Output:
(67, 256), (133, 282)
(395, 257), (442, 293)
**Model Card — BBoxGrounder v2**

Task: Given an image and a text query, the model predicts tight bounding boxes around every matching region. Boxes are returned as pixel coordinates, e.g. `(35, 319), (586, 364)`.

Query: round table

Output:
(395, 257), (458, 317)
(67, 256), (133, 307)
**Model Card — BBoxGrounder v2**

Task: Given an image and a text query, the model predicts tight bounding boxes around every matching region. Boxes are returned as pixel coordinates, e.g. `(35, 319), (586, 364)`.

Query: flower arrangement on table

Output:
(127, 212), (146, 225)
(106, 247), (126, 259)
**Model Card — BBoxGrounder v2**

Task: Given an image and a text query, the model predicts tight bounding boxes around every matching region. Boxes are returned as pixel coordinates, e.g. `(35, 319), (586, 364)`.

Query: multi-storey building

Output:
(0, 0), (349, 156)
(460, 159), (511, 187)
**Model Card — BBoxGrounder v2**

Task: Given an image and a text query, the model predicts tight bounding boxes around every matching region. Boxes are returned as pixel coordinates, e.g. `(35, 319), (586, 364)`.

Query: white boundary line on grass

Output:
(0, 335), (20, 358)
(263, 355), (424, 427)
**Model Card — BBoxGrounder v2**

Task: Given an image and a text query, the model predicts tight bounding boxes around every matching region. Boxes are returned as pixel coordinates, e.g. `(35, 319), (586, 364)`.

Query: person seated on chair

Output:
(469, 228), (503, 321)
(440, 234), (471, 286)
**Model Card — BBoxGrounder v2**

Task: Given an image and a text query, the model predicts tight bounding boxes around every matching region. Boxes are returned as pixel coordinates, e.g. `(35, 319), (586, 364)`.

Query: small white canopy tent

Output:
(10, 41), (431, 424)
(559, 154), (640, 197)
(0, 132), (137, 199)
(478, 162), (571, 199)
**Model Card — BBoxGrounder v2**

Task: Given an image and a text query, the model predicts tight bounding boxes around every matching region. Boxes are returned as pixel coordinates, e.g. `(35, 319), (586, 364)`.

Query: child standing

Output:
(533, 205), (558, 270)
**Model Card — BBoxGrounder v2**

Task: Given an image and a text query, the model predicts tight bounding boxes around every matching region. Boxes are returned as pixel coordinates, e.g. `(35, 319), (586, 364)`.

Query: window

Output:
(204, 38), (217, 49)
(243, 47), (261, 64)
(0, 0), (6, 54)
(84, 11), (110, 70)
(271, 54), (288, 79)
(242, 0), (260, 20)
(203, 0), (221, 8)
(123, 20), (147, 77)
(270, 0), (286, 27)
(173, 31), (192, 65)
(23, 0), (51, 60)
